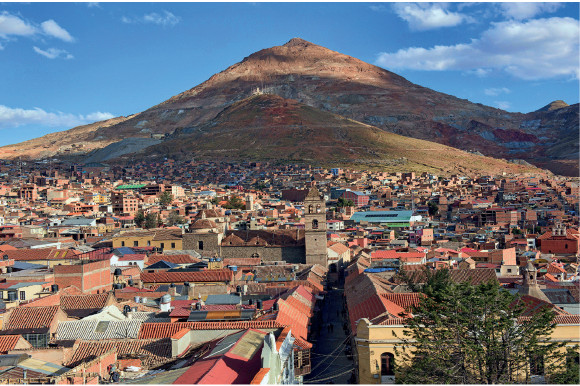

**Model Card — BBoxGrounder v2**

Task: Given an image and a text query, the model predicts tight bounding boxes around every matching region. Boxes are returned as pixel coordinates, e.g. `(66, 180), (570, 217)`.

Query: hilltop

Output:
(1, 38), (577, 175)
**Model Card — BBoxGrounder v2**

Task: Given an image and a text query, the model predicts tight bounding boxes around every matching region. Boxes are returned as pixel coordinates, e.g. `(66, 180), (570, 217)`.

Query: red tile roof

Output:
(1, 248), (80, 261)
(0, 335), (23, 353)
(146, 254), (200, 266)
(140, 269), (233, 284)
(251, 368), (270, 384)
(138, 321), (283, 339)
(66, 339), (172, 369)
(60, 293), (113, 310)
(3, 305), (60, 334)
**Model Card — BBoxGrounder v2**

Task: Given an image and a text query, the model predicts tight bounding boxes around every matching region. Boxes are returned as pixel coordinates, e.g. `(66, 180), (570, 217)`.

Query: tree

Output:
(158, 191), (173, 206)
(393, 275), (574, 384)
(550, 348), (580, 384)
(512, 227), (522, 235)
(166, 210), (185, 226)
(337, 197), (354, 208)
(427, 201), (439, 216)
(223, 196), (245, 210)
(134, 211), (145, 228)
(143, 213), (158, 229)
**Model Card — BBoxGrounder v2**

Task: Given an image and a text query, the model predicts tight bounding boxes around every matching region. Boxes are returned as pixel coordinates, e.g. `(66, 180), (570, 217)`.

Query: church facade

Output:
(182, 188), (328, 266)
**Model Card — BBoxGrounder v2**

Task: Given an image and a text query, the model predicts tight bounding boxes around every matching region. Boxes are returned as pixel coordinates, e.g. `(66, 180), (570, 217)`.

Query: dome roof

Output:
(191, 218), (218, 230)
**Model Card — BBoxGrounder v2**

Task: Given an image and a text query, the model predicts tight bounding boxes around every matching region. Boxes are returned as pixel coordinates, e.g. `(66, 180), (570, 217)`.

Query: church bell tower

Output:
(304, 186), (327, 267)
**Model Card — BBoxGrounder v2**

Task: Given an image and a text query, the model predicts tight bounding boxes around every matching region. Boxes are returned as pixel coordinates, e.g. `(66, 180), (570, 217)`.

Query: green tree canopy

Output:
(337, 197), (354, 208)
(166, 210), (186, 226)
(393, 273), (577, 384)
(134, 211), (145, 228)
(159, 191), (173, 206)
(427, 201), (439, 216)
(143, 213), (158, 229)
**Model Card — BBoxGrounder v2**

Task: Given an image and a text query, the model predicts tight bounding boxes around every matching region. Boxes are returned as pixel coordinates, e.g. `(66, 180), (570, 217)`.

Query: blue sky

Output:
(0, 2), (578, 146)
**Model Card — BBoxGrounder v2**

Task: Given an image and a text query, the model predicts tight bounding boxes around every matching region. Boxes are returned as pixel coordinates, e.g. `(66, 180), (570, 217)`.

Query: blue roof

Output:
(114, 247), (135, 256)
(364, 268), (396, 273)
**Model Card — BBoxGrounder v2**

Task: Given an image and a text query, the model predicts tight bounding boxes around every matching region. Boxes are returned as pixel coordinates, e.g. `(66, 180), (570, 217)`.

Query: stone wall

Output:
(220, 245), (305, 264)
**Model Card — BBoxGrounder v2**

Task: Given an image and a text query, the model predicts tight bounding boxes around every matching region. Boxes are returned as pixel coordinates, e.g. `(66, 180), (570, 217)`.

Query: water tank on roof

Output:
(161, 294), (171, 304)
(216, 258), (221, 262)
(141, 297), (147, 304)
(51, 284), (59, 293)
(113, 283), (122, 290)
(236, 285), (241, 293)
(6, 267), (12, 273)
(184, 282), (190, 287)
(123, 305), (131, 315)
(248, 299), (254, 306)
(114, 268), (122, 276)
(169, 283), (175, 288)
(195, 302), (201, 310)
(128, 279), (134, 286)
(2, 255), (8, 261)
(209, 258), (214, 262)
(257, 299), (263, 310)
(134, 296), (140, 303)
(131, 307), (138, 313)
(273, 302), (279, 311)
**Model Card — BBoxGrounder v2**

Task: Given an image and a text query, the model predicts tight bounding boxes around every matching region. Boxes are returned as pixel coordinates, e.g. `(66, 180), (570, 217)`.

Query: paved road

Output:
(303, 287), (354, 384)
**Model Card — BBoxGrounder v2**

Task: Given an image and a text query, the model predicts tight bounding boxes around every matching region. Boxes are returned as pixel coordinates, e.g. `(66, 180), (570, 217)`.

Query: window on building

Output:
(171, 243), (176, 249)
(312, 219), (319, 229)
(121, 241), (125, 247)
(19, 291), (25, 300)
(133, 241), (138, 247)
(147, 241), (151, 246)
(381, 352), (395, 376)
(0, 291), (3, 299)
(160, 243), (165, 249)
(198, 241), (204, 250)
(23, 333), (49, 348)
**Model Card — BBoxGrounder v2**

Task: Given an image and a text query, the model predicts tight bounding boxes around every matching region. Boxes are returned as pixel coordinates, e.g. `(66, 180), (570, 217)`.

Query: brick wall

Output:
(54, 260), (112, 294)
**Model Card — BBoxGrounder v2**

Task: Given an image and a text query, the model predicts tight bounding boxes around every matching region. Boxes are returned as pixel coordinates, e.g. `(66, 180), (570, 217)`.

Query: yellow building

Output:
(112, 229), (183, 250)
(355, 314), (580, 384)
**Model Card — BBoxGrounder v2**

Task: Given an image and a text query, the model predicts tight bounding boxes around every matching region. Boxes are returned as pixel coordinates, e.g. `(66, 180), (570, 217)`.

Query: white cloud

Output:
(41, 20), (75, 42)
(122, 11), (180, 27)
(87, 2), (101, 8)
(484, 87), (511, 96)
(33, 46), (73, 60)
(494, 101), (511, 110)
(83, 112), (115, 121)
(376, 17), (579, 80)
(464, 68), (492, 77)
(391, 3), (474, 31)
(0, 11), (37, 37)
(369, 5), (388, 12)
(0, 105), (114, 129)
(499, 2), (563, 20)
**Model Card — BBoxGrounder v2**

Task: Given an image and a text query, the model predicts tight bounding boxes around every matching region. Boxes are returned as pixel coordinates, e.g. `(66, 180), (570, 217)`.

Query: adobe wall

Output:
(182, 233), (221, 254)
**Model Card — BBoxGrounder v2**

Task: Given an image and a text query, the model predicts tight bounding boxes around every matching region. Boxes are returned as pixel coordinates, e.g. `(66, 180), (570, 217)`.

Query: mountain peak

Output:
(536, 100), (569, 112)
(283, 37), (312, 48)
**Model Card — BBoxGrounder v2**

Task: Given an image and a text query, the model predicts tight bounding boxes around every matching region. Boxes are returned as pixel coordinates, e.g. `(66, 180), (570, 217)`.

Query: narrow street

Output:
(304, 286), (354, 384)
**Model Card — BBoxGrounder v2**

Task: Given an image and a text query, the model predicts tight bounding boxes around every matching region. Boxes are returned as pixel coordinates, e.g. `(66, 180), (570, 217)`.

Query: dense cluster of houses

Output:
(0, 159), (576, 383)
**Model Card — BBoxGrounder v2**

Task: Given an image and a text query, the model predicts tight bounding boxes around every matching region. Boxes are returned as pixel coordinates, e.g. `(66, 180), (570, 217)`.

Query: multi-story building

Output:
(111, 191), (139, 215)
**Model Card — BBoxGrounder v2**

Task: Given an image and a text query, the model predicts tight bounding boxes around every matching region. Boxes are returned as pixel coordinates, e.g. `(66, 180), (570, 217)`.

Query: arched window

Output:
(312, 219), (319, 229)
(565, 244), (568, 249)
(198, 241), (204, 250)
(316, 204), (321, 213)
(381, 352), (395, 376)
(308, 205), (313, 214)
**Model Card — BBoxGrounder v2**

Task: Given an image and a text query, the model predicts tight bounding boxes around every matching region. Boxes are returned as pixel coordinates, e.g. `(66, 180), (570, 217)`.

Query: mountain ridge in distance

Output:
(0, 37), (577, 176)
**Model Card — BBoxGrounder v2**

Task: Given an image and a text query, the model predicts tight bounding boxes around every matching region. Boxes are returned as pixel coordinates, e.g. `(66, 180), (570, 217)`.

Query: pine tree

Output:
(393, 275), (576, 384)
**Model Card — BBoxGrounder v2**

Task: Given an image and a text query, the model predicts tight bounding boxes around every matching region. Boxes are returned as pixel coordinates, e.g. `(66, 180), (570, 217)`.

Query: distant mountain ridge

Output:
(0, 38), (577, 175)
